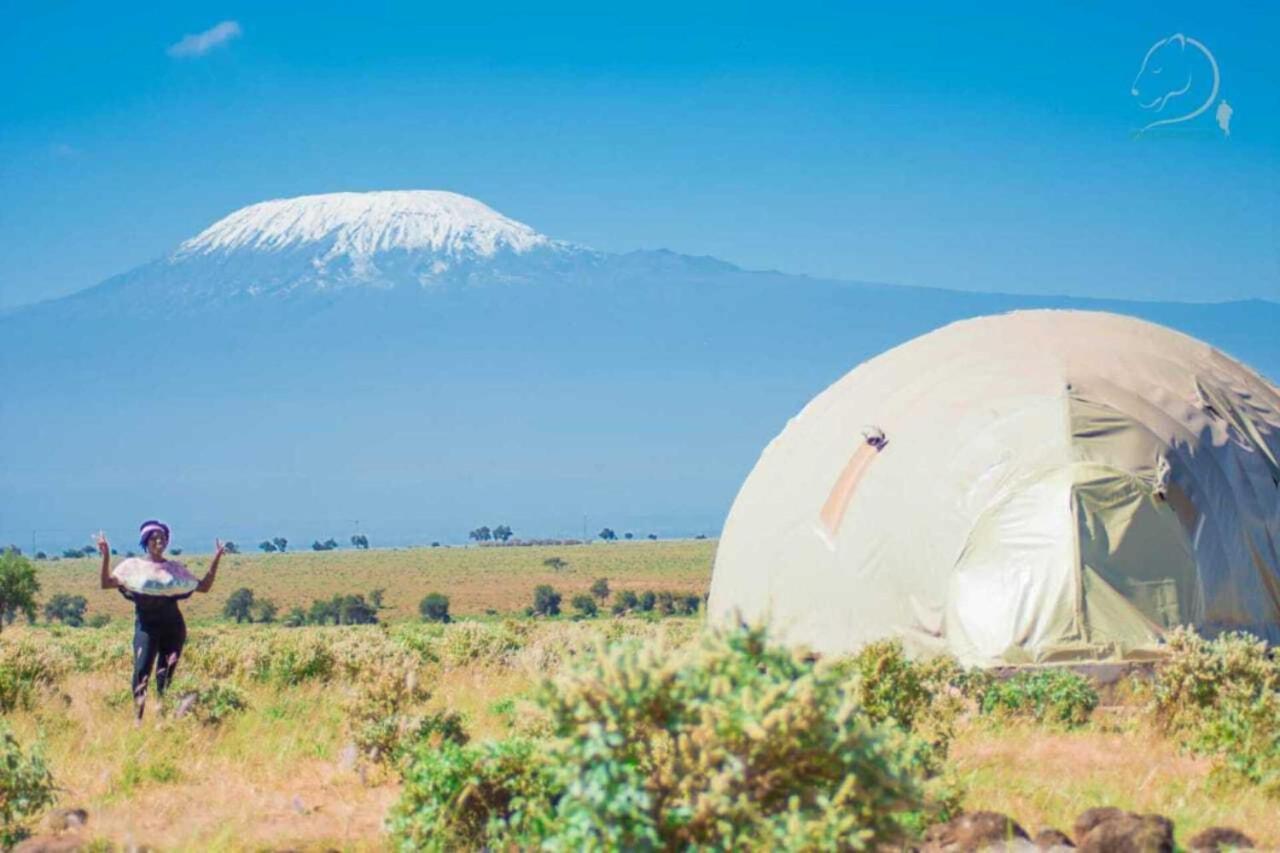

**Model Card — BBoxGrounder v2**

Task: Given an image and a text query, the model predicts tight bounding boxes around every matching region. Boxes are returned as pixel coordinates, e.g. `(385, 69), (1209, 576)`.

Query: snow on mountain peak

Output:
(175, 191), (555, 260)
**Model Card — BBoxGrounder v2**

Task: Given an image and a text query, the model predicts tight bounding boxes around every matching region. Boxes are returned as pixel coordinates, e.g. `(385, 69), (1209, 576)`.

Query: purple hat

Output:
(139, 520), (170, 549)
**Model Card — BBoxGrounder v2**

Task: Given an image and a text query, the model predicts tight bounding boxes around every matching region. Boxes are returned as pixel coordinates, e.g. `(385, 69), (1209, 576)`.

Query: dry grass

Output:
(32, 539), (715, 622)
(951, 717), (1280, 848)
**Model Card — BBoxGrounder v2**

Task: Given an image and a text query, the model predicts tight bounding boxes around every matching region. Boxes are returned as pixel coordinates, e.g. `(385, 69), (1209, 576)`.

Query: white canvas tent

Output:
(708, 311), (1280, 665)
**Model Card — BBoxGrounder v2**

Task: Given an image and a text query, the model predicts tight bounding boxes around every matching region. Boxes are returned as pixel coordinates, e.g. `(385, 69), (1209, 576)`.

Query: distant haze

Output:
(2, 191), (1277, 555)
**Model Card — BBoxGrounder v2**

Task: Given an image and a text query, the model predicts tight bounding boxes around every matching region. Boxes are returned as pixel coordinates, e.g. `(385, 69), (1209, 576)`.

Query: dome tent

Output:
(708, 311), (1280, 665)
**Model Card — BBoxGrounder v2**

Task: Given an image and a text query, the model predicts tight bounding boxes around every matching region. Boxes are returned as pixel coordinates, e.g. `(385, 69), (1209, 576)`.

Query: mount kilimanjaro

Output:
(2, 190), (1277, 549)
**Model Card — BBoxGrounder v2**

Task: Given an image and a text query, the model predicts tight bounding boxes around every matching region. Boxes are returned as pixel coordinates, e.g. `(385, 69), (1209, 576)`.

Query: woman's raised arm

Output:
(196, 539), (226, 593)
(98, 534), (119, 590)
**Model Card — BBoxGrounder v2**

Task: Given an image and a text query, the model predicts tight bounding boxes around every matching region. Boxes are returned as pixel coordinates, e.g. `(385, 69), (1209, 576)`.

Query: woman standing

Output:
(97, 520), (224, 720)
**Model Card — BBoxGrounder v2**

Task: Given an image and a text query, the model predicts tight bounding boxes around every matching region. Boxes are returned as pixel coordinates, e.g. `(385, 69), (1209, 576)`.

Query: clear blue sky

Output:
(2, 0), (1277, 309)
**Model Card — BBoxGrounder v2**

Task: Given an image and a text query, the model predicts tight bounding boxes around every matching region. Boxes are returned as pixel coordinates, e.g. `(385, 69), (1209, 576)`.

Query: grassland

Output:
(6, 541), (1278, 851)
(33, 539), (716, 622)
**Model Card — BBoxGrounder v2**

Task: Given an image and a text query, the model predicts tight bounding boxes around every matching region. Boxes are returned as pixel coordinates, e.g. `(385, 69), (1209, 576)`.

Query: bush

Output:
(638, 590), (657, 612)
(589, 578), (610, 601)
(570, 594), (598, 619)
(0, 723), (57, 847)
(223, 588), (255, 623)
(258, 540), (277, 553)
(43, 593), (88, 627)
(611, 589), (639, 615)
(531, 585), (561, 618)
(251, 599), (278, 624)
(390, 625), (948, 850)
(282, 607), (308, 627)
(977, 668), (1098, 727)
(420, 593), (451, 624)
(1150, 628), (1280, 793)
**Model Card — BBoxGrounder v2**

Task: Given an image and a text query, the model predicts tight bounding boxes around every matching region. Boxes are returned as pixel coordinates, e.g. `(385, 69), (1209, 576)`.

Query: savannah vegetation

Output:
(2, 540), (1278, 850)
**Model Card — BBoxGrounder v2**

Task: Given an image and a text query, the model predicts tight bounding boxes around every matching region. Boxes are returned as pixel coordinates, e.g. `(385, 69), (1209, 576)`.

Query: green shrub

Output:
(611, 589), (639, 615)
(978, 668), (1098, 727)
(390, 738), (555, 849)
(637, 590), (657, 612)
(589, 578), (610, 601)
(570, 594), (597, 619)
(0, 722), (56, 847)
(391, 625), (948, 850)
(419, 593), (451, 623)
(531, 585), (561, 617)
(1150, 628), (1280, 793)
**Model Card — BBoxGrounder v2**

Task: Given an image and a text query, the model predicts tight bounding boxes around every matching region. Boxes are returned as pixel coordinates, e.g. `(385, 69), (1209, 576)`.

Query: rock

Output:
(1034, 828), (1075, 849)
(1187, 827), (1256, 852)
(1073, 808), (1128, 842)
(11, 836), (85, 853)
(46, 808), (89, 832)
(921, 811), (1031, 851)
(1075, 809), (1173, 853)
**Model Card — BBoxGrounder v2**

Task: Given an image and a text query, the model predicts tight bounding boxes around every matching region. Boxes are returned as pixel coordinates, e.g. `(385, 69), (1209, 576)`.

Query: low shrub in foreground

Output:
(389, 625), (951, 851)
(1151, 627), (1280, 794)
(0, 722), (56, 847)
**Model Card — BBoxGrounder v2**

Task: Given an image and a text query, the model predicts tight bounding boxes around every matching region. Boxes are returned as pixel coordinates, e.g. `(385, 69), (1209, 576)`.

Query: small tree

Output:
(259, 540), (277, 553)
(43, 593), (87, 627)
(571, 594), (598, 619)
(590, 577), (610, 601)
(351, 534), (370, 549)
(0, 549), (39, 635)
(598, 528), (617, 541)
(283, 607), (308, 627)
(647, 533), (658, 541)
(251, 599), (278, 624)
(61, 549), (82, 559)
(223, 541), (239, 554)
(492, 525), (513, 542)
(624, 532), (634, 540)
(33, 552), (46, 561)
(639, 590), (657, 612)
(80, 545), (97, 557)
(656, 591), (677, 616)
(420, 593), (451, 623)
(223, 587), (256, 623)
(678, 593), (702, 615)
(272, 537), (288, 553)
(335, 594), (378, 625)
(468, 526), (492, 543)
(532, 584), (561, 617)
(543, 556), (569, 572)
(170, 548), (183, 556)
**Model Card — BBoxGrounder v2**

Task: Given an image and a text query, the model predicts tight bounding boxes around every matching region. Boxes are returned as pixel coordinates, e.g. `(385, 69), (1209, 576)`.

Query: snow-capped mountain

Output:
(177, 191), (556, 260)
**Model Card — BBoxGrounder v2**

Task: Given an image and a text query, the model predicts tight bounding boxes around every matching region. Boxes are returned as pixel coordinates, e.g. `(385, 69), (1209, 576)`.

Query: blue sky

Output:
(2, 0), (1277, 309)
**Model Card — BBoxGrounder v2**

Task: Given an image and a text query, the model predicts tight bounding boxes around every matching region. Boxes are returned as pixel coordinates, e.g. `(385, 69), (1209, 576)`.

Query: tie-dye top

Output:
(111, 557), (200, 597)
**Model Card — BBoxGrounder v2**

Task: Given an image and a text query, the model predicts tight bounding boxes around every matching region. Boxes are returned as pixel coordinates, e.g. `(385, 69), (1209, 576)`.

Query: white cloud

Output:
(167, 20), (242, 58)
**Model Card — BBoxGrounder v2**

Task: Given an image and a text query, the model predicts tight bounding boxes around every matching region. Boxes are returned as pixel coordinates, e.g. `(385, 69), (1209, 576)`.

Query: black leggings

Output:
(132, 617), (187, 702)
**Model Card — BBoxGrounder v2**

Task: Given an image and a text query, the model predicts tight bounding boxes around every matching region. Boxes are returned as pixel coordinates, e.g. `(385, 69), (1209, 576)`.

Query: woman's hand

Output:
(198, 539), (225, 593)
(97, 531), (120, 590)
(214, 539), (226, 558)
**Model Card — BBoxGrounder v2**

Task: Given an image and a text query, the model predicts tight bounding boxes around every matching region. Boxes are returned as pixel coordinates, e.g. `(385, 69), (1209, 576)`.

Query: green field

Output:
(34, 539), (716, 623)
